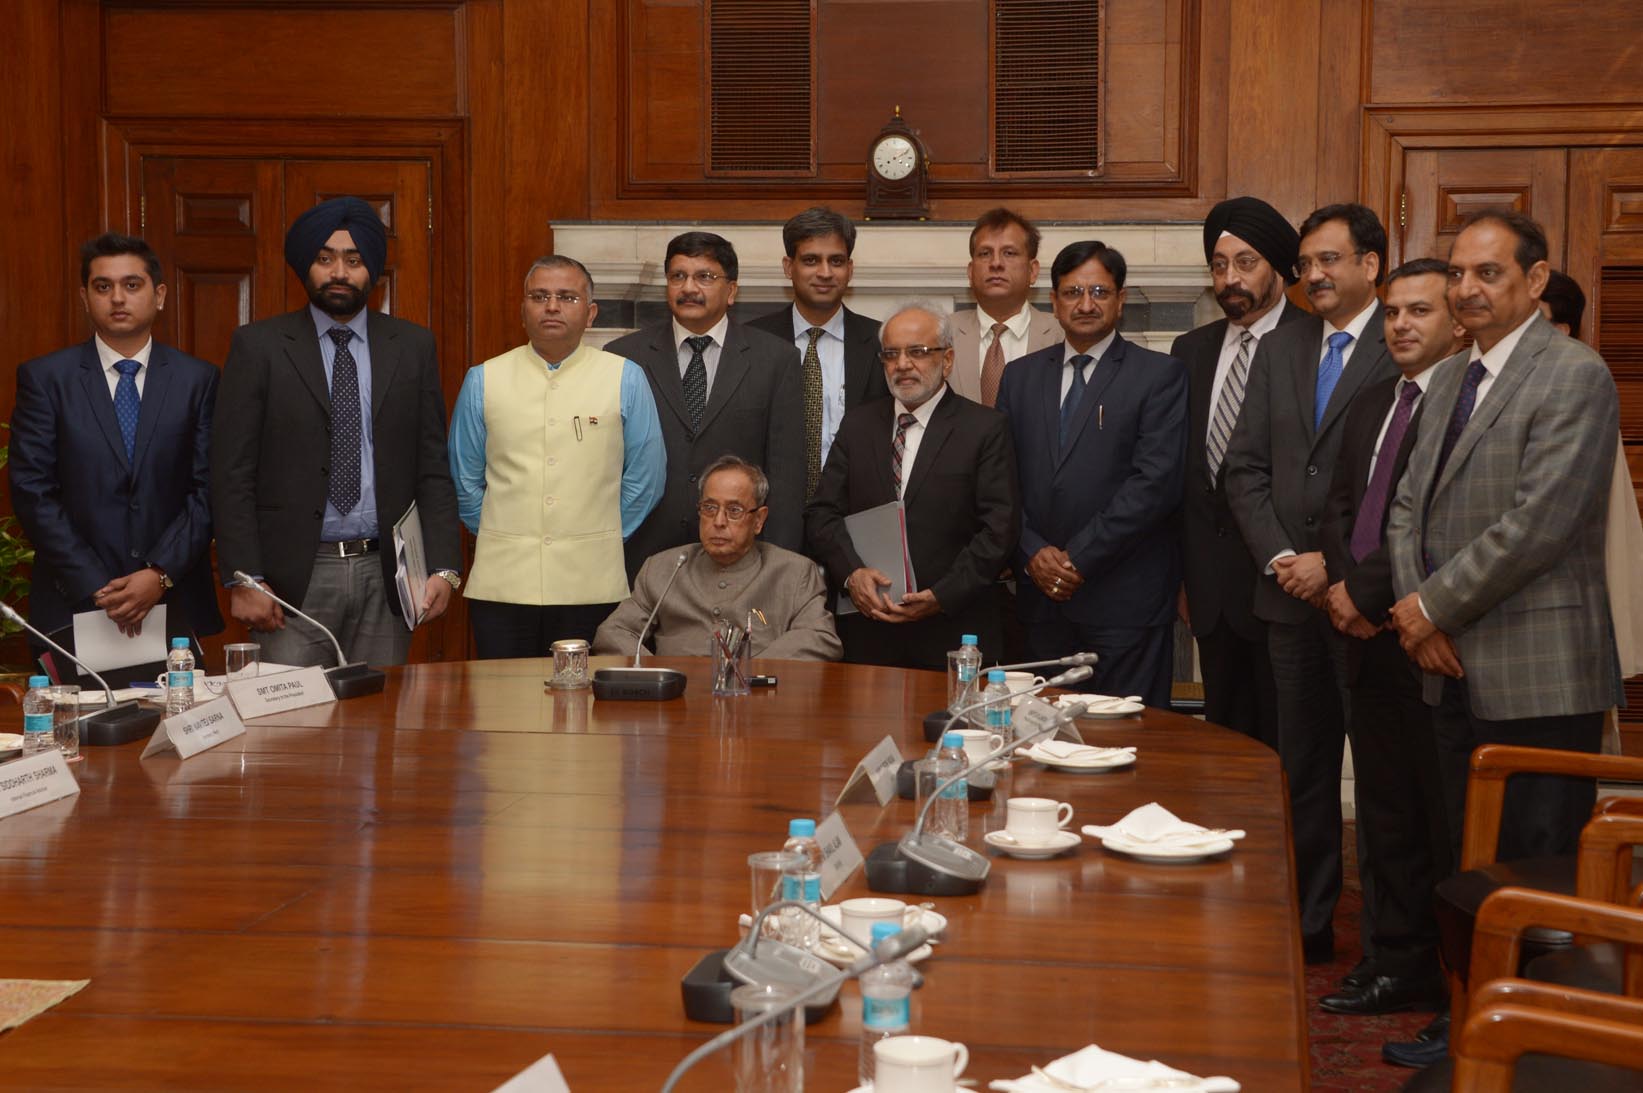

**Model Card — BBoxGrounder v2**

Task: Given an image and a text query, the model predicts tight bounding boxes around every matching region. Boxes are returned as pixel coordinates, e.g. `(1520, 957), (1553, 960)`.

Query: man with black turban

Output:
(1173, 196), (1303, 751)
(211, 196), (462, 666)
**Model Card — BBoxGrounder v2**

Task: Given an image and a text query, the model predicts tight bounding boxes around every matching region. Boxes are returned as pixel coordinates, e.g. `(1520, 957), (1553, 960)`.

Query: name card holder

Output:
(227, 665), (336, 719)
(141, 696), (247, 760)
(834, 735), (904, 808)
(490, 1054), (571, 1093)
(0, 750), (81, 820)
(814, 811), (865, 900)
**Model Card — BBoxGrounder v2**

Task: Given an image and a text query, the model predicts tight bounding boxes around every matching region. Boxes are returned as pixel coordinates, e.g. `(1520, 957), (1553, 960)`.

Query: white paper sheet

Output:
(69, 605), (168, 671)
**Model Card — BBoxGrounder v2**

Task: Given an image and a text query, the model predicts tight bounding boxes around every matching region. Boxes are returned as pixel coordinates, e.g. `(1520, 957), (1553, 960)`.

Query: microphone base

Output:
(80, 702), (162, 747)
(680, 949), (839, 1025)
(923, 709), (959, 742)
(863, 841), (986, 897)
(895, 760), (996, 802)
(592, 667), (687, 701)
(326, 663), (387, 699)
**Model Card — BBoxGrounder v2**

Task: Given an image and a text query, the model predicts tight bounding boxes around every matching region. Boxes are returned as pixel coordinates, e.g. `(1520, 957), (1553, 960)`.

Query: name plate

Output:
(1012, 695), (1066, 744)
(142, 696), (247, 760)
(834, 734), (904, 808)
(814, 811), (865, 900)
(0, 750), (81, 820)
(227, 665), (336, 719)
(490, 1053), (571, 1093)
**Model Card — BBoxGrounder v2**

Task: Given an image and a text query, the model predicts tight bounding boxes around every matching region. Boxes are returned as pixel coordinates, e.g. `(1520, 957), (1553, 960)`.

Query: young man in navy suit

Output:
(10, 233), (223, 651)
(995, 241), (1188, 706)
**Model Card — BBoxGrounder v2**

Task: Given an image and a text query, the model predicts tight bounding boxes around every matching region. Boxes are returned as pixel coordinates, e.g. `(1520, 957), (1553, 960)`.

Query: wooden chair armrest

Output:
(1578, 811), (1643, 903)
(1472, 887), (1643, 986)
(0, 681), (22, 705)
(1461, 745), (1643, 871)
(1454, 979), (1643, 1093)
(1595, 797), (1643, 818)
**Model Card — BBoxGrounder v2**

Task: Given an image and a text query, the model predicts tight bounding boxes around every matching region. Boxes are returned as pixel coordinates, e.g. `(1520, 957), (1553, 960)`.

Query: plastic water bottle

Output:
(164, 638), (196, 715)
(779, 818), (823, 951)
(950, 632), (982, 718)
(22, 675), (54, 755)
(982, 668), (1014, 743)
(930, 731), (969, 842)
(857, 920), (916, 1085)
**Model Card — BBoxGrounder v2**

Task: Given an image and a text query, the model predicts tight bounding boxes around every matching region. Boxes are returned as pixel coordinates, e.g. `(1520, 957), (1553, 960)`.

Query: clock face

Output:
(872, 135), (917, 181)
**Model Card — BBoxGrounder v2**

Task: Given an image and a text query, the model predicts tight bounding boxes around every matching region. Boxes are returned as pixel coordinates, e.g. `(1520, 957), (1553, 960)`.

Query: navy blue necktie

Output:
(328, 327), (362, 515)
(1059, 354), (1092, 449)
(113, 359), (141, 461)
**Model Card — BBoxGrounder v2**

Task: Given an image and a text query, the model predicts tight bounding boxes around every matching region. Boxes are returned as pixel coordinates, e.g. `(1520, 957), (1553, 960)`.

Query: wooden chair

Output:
(0, 681), (23, 705)
(1522, 813), (1643, 995)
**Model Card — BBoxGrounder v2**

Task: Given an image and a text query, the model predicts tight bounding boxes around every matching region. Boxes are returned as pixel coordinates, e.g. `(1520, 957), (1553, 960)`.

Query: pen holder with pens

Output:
(711, 620), (752, 697)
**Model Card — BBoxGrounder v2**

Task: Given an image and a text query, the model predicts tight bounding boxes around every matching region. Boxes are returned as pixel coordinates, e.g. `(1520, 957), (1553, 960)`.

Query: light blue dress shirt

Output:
(310, 305), (378, 541)
(783, 305), (849, 465)
(448, 351), (665, 538)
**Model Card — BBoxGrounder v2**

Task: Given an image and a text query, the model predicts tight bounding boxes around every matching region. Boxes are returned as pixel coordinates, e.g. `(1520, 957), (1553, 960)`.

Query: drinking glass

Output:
(712, 622), (751, 697)
(225, 643), (260, 681)
(51, 684), (82, 763)
(730, 982), (804, 1093)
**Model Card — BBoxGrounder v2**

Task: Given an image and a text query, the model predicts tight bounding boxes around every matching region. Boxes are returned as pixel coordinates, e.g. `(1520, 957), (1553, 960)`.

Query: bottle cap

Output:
(171, 637), (191, 649)
(787, 818), (816, 838)
(987, 669), (1005, 683)
(27, 675), (49, 688)
(941, 731), (964, 748)
(961, 634), (977, 646)
(870, 920), (901, 944)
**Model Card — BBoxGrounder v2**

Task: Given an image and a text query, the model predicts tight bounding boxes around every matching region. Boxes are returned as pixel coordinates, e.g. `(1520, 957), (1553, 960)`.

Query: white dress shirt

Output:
(971, 302), (1035, 389)
(1206, 303), (1286, 445)
(892, 383), (947, 499)
(93, 335), (152, 398)
(672, 314), (731, 396)
(1466, 309), (1539, 412)
(1317, 298), (1380, 373)
(785, 304), (848, 463)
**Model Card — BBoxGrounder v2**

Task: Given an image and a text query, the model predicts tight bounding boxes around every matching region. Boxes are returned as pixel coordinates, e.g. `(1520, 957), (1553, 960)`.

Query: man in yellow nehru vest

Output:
(449, 256), (666, 657)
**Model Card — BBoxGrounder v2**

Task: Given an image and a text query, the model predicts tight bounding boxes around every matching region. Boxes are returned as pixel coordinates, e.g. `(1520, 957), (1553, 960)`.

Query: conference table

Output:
(0, 657), (1309, 1090)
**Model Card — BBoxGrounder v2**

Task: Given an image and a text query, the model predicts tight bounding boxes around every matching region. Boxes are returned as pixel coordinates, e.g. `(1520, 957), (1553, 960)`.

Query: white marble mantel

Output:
(551, 220), (1221, 350)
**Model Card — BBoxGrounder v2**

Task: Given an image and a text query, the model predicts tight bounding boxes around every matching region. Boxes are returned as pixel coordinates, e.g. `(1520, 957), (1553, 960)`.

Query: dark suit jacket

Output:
(210, 308), (461, 611)
(804, 388), (1019, 662)
(1225, 304), (1398, 624)
(606, 320), (804, 574)
(1174, 299), (1307, 640)
(10, 340), (224, 637)
(1320, 373), (1426, 683)
(997, 334), (1188, 631)
(745, 304), (888, 413)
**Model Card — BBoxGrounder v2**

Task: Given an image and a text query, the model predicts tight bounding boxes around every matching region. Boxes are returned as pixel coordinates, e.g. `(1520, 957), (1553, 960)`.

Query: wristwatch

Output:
(148, 564), (174, 590)
(433, 569), (462, 591)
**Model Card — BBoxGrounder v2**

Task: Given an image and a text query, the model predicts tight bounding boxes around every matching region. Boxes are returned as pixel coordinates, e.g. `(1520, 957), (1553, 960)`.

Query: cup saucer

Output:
(984, 828), (1080, 859)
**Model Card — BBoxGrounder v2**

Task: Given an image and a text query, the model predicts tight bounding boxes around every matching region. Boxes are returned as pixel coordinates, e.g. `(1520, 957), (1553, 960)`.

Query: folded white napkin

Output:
(988, 1044), (1240, 1092)
(1032, 740), (1134, 762)
(1080, 803), (1244, 845)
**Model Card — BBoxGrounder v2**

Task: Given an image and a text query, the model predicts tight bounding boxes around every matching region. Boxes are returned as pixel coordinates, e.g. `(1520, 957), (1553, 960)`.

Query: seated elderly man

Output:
(593, 455), (842, 660)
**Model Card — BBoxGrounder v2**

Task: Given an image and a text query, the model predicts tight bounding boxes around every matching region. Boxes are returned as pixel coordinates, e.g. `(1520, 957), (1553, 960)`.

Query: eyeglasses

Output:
(698, 501), (760, 521)
(877, 345), (950, 363)
(1293, 250), (1367, 278)
(525, 290), (583, 306)
(1210, 254), (1264, 276)
(667, 270), (726, 287)
(1056, 284), (1117, 302)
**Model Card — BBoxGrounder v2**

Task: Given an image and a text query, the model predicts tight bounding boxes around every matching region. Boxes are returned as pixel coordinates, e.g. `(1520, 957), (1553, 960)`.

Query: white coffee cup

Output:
(1005, 796), (1075, 844)
(873, 1035), (969, 1093)
(838, 896), (904, 943)
(1003, 671), (1046, 705)
(954, 727), (1004, 766)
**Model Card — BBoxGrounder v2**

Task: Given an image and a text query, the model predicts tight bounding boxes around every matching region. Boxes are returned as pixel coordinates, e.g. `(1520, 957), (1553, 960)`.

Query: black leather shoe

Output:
(1382, 1011), (1451, 1068)
(1320, 973), (1445, 1015)
(1340, 956), (1374, 990)
(1302, 930), (1334, 964)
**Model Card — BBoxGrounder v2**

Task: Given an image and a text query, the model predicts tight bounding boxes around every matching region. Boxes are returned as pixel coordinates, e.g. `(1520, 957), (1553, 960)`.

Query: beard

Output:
(307, 279), (369, 318)
(1217, 270), (1281, 322)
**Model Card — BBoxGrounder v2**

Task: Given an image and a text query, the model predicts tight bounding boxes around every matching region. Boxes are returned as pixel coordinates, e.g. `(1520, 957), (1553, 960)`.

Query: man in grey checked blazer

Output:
(1386, 209), (1621, 865)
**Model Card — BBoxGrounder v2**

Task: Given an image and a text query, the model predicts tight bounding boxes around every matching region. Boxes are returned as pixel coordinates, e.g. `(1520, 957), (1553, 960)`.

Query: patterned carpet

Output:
(1306, 822), (1441, 1091)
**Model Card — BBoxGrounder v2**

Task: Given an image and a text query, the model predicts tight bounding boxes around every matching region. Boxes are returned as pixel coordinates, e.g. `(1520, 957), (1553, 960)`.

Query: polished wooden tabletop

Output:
(0, 657), (1309, 1091)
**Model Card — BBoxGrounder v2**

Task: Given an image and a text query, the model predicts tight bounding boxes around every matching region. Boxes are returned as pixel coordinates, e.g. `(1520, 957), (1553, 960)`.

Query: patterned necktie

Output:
(112, 359), (141, 462)
(801, 327), (825, 497)
(682, 334), (712, 433)
(1206, 330), (1253, 482)
(891, 412), (917, 497)
(327, 327), (362, 515)
(1349, 380), (1422, 563)
(979, 322), (1009, 407)
(1059, 354), (1092, 449)
(1315, 330), (1353, 430)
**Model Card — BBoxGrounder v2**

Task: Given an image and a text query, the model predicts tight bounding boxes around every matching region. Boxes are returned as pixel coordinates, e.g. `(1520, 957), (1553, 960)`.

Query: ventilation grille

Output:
(707, 0), (813, 174)
(1599, 265), (1643, 442)
(993, 0), (1101, 174)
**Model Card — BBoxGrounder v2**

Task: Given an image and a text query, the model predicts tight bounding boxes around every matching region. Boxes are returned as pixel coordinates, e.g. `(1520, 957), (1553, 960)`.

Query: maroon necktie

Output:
(891, 412), (917, 496)
(1349, 380), (1421, 562)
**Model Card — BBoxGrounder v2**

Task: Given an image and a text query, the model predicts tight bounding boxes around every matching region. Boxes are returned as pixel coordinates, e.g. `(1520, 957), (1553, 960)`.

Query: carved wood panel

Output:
(1397, 148), (1567, 268)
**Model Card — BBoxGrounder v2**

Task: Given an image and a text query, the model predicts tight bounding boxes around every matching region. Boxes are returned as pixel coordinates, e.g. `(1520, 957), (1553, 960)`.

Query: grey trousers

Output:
(255, 552), (412, 668)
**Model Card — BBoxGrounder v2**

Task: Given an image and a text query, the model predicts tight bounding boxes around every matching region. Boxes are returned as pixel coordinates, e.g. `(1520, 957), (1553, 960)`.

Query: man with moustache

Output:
(806, 302), (1019, 668)
(607, 232), (804, 577)
(1317, 259), (1464, 1017)
(997, 241), (1187, 706)
(1173, 197), (1306, 747)
(1226, 203), (1398, 964)
(949, 208), (1060, 407)
(11, 233), (223, 661)
(212, 197), (462, 666)
(748, 207), (887, 498)
(448, 256), (665, 657)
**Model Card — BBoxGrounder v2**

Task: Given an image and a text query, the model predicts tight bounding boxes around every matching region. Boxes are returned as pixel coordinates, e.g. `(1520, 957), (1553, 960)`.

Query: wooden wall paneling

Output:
(1314, 0), (1366, 210)
(283, 160), (434, 321)
(1397, 148), (1567, 269)
(1105, 0), (1167, 167)
(628, 0), (707, 179)
(1223, 0), (1317, 223)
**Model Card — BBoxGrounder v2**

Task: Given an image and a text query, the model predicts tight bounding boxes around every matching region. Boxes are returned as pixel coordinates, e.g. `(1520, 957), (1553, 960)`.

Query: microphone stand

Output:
(231, 573), (385, 699)
(0, 603), (161, 746)
(592, 552), (689, 701)
(922, 650), (1098, 741)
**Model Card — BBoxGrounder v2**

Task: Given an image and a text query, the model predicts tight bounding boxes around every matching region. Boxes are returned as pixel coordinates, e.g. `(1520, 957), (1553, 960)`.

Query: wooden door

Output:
(1398, 148), (1567, 266)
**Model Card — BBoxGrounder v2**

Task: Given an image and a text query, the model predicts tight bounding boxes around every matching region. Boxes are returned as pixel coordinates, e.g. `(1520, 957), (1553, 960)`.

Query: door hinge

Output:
(1398, 189), (1408, 231)
(140, 192), (147, 234)
(428, 194), (434, 233)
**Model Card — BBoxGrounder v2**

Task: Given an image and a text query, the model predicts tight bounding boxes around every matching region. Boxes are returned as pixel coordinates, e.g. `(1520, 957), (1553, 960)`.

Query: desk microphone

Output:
(230, 571), (386, 698)
(592, 552), (689, 701)
(988, 651), (1100, 673)
(665, 901), (931, 1093)
(922, 650), (1098, 740)
(0, 603), (161, 746)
